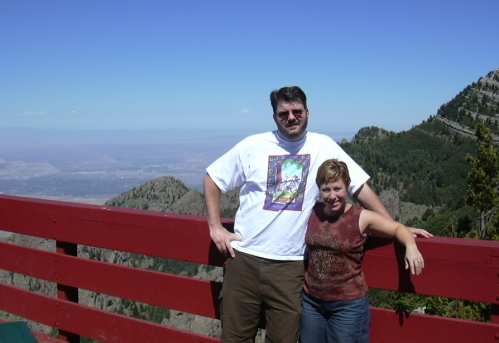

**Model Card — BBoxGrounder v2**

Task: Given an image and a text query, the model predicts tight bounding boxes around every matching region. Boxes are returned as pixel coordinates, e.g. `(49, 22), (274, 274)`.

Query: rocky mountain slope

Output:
(105, 175), (240, 217)
(341, 68), (498, 236)
(435, 68), (499, 141)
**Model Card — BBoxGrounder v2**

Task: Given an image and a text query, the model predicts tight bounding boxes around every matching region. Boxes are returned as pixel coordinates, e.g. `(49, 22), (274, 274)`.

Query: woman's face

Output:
(319, 179), (348, 214)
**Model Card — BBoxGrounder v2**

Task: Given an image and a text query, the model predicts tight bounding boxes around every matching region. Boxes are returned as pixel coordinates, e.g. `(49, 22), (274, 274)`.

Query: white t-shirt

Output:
(206, 131), (370, 260)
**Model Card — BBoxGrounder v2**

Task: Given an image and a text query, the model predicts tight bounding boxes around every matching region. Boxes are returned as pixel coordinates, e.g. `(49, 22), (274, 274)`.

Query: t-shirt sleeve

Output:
(206, 141), (246, 193)
(325, 136), (370, 194)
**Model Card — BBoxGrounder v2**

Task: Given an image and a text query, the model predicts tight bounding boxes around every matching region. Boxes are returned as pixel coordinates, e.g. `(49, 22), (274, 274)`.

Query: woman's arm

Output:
(359, 209), (425, 275)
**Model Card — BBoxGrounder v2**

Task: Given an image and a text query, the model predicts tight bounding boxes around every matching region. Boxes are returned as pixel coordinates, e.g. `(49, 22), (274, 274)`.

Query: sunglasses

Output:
(276, 109), (306, 120)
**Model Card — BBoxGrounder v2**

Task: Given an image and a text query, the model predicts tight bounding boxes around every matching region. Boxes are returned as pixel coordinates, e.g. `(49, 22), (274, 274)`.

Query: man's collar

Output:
(274, 130), (307, 144)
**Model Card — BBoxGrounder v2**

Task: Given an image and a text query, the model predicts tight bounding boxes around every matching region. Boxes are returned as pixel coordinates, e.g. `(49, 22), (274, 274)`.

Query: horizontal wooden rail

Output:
(0, 283), (218, 343)
(364, 237), (499, 304)
(370, 307), (498, 342)
(0, 194), (225, 266)
(0, 241), (221, 319)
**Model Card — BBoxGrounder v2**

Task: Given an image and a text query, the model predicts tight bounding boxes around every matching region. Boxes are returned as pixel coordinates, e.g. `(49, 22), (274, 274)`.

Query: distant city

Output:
(0, 127), (355, 204)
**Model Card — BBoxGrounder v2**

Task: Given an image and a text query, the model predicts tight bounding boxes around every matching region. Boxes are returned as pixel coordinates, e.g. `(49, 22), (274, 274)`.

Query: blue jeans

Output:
(300, 292), (370, 343)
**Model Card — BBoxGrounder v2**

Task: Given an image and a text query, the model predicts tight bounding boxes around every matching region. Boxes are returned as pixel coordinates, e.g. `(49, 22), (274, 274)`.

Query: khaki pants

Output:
(221, 251), (304, 343)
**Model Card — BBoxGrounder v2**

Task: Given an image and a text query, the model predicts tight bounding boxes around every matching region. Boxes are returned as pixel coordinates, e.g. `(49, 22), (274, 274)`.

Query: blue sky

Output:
(1, 0), (498, 135)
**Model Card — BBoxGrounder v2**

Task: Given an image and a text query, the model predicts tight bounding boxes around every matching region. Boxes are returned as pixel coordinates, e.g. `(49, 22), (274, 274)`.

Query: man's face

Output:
(273, 101), (309, 140)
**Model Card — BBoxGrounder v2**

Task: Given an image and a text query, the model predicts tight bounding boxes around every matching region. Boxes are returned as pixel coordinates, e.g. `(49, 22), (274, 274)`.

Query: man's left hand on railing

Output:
(408, 227), (433, 238)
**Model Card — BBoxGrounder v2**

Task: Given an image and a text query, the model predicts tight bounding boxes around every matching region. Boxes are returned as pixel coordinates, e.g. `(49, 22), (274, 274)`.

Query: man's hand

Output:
(204, 175), (241, 257)
(209, 223), (241, 258)
(407, 227), (434, 238)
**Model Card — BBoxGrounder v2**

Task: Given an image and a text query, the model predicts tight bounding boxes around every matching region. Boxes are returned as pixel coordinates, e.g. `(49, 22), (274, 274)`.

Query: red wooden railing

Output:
(0, 194), (497, 342)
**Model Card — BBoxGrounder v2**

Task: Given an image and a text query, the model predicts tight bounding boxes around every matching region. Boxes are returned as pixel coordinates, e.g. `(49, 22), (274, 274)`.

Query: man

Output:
(204, 86), (391, 342)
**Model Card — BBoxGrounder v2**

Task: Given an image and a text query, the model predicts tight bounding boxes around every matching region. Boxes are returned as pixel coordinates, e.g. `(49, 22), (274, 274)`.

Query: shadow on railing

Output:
(0, 194), (497, 342)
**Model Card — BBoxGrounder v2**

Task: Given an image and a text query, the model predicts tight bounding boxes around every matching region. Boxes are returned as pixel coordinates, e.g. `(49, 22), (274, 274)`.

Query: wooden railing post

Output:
(492, 253), (499, 325)
(56, 240), (79, 343)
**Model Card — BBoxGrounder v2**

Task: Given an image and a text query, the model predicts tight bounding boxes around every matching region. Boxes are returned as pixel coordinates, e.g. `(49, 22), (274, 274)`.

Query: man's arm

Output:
(355, 183), (433, 238)
(204, 174), (240, 257)
(355, 183), (393, 220)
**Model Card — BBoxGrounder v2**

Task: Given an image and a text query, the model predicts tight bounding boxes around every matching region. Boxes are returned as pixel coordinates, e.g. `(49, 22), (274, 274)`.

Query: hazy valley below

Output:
(0, 128), (355, 204)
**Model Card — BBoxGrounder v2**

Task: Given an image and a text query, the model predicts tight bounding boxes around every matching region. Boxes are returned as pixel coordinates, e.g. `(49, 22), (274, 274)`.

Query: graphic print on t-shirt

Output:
(263, 154), (310, 211)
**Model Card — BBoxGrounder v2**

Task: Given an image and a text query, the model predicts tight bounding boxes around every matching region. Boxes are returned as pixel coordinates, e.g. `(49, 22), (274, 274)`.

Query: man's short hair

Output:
(270, 86), (308, 113)
(316, 159), (351, 187)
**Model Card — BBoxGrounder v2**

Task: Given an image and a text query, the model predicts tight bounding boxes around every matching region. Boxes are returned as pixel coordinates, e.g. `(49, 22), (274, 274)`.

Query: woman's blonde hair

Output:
(316, 159), (351, 187)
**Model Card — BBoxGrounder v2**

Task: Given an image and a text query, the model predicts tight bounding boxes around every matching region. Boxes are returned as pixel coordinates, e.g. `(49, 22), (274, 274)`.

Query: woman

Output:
(301, 159), (430, 343)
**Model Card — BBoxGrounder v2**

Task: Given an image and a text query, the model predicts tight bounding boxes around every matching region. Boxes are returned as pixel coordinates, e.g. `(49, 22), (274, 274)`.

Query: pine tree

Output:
(465, 122), (499, 238)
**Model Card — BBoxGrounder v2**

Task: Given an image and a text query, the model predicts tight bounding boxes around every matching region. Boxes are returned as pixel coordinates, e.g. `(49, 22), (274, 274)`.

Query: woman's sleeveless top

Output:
(304, 204), (368, 301)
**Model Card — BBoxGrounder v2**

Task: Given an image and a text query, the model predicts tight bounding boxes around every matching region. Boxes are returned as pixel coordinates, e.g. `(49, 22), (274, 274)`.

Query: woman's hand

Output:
(405, 244), (424, 275)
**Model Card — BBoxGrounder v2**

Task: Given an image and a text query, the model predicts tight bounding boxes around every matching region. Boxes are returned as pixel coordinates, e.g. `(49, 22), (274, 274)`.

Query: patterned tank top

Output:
(304, 204), (368, 301)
